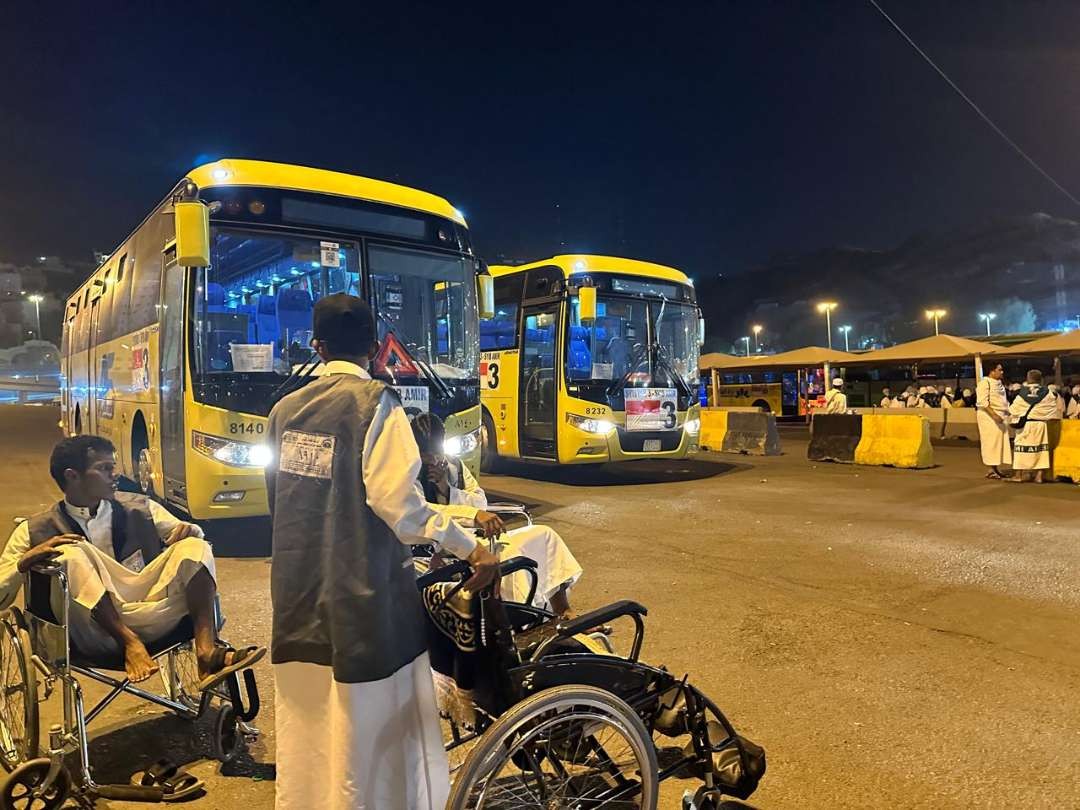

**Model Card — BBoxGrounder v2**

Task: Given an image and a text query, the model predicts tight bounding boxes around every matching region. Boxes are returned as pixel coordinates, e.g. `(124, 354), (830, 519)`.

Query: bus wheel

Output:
(752, 399), (772, 413)
(131, 419), (155, 498)
(480, 410), (502, 474)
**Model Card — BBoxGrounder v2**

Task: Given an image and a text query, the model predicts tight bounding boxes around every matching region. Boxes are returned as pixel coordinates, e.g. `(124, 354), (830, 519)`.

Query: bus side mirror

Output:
(478, 274), (495, 320)
(578, 285), (597, 323)
(698, 317), (706, 347)
(175, 202), (210, 267)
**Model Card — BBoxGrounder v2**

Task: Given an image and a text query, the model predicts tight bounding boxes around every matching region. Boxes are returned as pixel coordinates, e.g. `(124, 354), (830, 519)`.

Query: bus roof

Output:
(188, 159), (466, 226)
(489, 255), (690, 285)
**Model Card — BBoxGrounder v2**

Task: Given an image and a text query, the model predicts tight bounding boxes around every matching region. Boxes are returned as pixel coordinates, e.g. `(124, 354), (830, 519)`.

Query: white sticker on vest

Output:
(122, 549), (146, 572)
(280, 431), (336, 480)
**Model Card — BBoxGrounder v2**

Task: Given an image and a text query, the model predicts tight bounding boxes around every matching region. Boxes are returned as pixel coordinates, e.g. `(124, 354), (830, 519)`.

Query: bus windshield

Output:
(192, 230), (477, 413)
(369, 244), (478, 381)
(568, 294), (700, 390)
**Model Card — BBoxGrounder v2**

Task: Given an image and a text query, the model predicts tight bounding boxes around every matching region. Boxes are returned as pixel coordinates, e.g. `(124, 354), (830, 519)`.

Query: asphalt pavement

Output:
(2, 406), (1079, 808)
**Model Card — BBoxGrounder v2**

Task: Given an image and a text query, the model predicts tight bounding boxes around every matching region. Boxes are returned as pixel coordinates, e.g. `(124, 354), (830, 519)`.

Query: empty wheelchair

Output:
(0, 557), (261, 807)
(417, 554), (766, 810)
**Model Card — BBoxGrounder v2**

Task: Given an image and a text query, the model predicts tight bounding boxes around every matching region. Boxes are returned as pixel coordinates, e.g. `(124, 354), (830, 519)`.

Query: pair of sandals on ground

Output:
(126, 641), (264, 801)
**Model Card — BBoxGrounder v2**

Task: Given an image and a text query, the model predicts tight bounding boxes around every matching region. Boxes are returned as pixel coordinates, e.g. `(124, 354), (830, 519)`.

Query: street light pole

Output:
(742, 336), (751, 357)
(27, 295), (43, 340)
(816, 302), (838, 349)
(925, 308), (946, 336)
(839, 325), (852, 352)
(979, 312), (996, 337)
(752, 324), (763, 352)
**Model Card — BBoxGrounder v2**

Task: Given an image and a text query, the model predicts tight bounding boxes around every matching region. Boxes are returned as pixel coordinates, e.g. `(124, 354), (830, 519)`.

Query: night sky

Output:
(3, 1), (1080, 276)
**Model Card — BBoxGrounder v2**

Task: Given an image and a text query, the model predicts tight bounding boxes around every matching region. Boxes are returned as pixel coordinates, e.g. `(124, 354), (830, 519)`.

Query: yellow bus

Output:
(479, 255), (703, 468)
(61, 159), (486, 521)
(713, 382), (783, 413)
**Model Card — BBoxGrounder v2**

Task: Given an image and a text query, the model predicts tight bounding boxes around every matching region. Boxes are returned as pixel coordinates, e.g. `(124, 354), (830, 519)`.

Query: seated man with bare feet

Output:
(0, 436), (265, 685)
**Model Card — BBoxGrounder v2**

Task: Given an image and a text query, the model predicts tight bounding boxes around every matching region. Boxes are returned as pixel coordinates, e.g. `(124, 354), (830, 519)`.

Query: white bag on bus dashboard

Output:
(229, 343), (274, 373)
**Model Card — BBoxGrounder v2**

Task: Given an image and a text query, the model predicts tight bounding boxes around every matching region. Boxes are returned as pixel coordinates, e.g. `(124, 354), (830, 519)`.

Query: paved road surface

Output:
(2, 406), (1079, 808)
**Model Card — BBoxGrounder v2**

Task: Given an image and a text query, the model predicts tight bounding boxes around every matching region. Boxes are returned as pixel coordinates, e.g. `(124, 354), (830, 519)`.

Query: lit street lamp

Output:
(741, 336), (751, 357)
(27, 294), (43, 339)
(978, 312), (996, 337)
(816, 302), (838, 349)
(751, 324), (763, 352)
(925, 308), (947, 336)
(839, 324), (852, 352)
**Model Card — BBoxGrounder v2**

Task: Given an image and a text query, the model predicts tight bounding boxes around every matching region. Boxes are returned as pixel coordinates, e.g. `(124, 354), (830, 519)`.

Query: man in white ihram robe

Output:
(1008, 371), (1059, 483)
(976, 362), (1012, 479)
(265, 294), (498, 810)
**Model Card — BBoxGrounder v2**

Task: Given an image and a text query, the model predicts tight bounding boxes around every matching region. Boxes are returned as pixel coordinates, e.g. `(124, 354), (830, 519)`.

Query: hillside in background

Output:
(697, 213), (1080, 354)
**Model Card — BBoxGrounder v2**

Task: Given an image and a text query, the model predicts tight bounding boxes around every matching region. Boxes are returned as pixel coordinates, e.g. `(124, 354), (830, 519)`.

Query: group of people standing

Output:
(880, 385), (967, 409)
(976, 362), (1070, 483)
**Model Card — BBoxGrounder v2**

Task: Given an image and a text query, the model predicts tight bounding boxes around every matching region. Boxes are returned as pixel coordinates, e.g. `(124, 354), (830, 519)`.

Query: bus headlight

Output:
(443, 428), (480, 457)
(683, 418), (701, 436)
(566, 413), (615, 434)
(193, 431), (273, 468)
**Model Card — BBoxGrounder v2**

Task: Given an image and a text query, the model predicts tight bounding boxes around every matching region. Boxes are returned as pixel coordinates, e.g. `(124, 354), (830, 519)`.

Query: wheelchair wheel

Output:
(0, 611), (39, 771)
(447, 685), (658, 809)
(212, 705), (243, 764)
(158, 643), (202, 713)
(0, 758), (70, 809)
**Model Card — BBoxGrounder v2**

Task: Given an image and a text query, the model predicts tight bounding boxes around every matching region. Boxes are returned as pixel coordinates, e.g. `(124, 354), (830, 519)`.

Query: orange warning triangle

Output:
(373, 332), (421, 376)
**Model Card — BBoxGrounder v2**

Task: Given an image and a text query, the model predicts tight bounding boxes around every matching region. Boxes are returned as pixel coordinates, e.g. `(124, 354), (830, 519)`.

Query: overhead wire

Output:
(867, 0), (1080, 209)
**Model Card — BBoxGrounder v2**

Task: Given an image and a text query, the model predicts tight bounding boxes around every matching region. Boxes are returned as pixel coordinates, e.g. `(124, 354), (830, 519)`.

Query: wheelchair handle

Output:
(415, 558), (471, 589)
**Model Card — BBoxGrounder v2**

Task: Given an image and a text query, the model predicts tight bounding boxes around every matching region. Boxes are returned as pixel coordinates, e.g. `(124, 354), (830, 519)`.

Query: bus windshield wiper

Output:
(654, 343), (694, 400)
(269, 351), (321, 405)
(606, 343), (650, 397)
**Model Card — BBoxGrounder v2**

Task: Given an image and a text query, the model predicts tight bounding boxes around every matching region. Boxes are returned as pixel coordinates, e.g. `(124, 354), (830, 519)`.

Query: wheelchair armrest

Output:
(556, 600), (648, 660)
(486, 502), (533, 526)
(498, 556), (537, 577)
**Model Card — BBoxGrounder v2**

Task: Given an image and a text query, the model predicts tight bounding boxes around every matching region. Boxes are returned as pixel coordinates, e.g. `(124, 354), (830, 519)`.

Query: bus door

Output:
(158, 251), (187, 505)
(519, 303), (559, 459)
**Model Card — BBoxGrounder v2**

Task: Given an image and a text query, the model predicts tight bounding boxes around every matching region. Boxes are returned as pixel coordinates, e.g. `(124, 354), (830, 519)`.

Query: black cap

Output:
(312, 293), (376, 353)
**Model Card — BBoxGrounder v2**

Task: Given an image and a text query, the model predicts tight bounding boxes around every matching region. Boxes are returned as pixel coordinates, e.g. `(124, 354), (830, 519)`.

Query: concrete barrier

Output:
(700, 409), (728, 451)
(1052, 420), (1080, 483)
(808, 414), (862, 463)
(810, 413), (934, 468)
(700, 408), (781, 456)
(855, 414), (934, 469)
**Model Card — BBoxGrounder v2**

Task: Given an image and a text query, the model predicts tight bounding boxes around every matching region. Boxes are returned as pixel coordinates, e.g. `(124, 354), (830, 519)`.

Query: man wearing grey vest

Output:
(0, 436), (265, 685)
(265, 293), (498, 810)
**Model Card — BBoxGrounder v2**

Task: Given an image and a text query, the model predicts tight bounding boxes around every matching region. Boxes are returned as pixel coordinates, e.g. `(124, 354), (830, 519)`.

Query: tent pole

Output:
(711, 368), (719, 407)
(1054, 355), (1063, 387)
(974, 354), (984, 382)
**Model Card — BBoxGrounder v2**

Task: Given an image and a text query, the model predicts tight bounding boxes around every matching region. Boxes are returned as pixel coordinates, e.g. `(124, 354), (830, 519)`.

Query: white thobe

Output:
(879, 396), (892, 408)
(823, 389), (847, 414)
(0, 499), (213, 656)
(432, 462), (583, 609)
(889, 397), (906, 409)
(1009, 387), (1058, 471)
(976, 377), (1012, 467)
(274, 360), (478, 810)
(1067, 398), (1080, 419)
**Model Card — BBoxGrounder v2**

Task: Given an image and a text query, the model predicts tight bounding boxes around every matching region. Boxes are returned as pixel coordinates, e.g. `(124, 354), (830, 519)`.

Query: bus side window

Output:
(93, 269), (115, 344)
(112, 252), (131, 336)
(522, 266), (562, 302)
(480, 275), (523, 351)
(130, 222), (164, 330)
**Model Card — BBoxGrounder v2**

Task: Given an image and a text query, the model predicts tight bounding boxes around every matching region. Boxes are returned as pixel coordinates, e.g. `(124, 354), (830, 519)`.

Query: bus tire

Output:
(131, 415), (155, 499)
(752, 399), (772, 413)
(480, 409), (502, 474)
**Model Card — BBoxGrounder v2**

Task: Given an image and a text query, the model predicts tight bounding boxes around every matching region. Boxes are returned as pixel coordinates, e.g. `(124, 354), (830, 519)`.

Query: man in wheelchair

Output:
(411, 413), (583, 617)
(0, 435), (265, 686)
